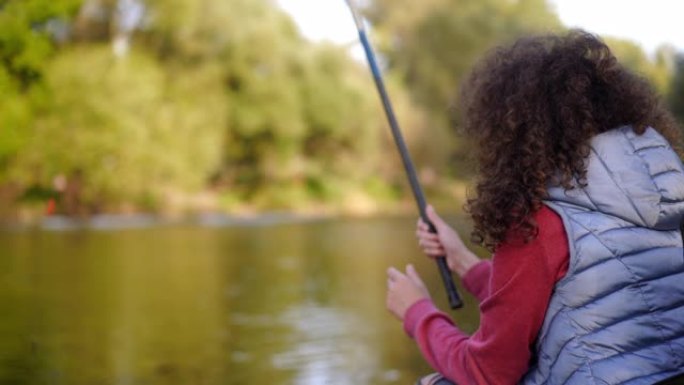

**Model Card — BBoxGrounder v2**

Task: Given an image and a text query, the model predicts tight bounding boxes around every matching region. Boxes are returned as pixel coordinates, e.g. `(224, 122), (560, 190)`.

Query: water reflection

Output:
(273, 304), (369, 384)
(0, 216), (480, 384)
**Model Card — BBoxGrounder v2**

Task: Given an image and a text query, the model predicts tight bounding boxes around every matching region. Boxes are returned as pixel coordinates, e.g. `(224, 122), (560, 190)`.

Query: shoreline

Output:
(0, 203), (433, 232)
(0, 181), (468, 231)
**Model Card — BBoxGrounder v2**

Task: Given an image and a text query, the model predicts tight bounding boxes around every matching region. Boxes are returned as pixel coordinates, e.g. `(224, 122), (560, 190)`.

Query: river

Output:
(0, 215), (481, 385)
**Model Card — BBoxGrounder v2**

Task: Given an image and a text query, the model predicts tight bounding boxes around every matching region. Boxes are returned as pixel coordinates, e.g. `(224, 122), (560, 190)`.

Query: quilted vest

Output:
(521, 126), (684, 385)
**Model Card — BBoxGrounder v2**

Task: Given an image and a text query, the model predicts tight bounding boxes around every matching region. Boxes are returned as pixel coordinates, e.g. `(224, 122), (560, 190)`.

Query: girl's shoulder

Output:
(495, 206), (569, 281)
(535, 205), (565, 237)
(534, 205), (569, 281)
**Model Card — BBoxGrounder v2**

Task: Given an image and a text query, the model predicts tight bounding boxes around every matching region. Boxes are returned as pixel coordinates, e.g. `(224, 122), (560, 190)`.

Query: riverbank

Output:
(1, 180), (469, 231)
(0, 190), (326, 229)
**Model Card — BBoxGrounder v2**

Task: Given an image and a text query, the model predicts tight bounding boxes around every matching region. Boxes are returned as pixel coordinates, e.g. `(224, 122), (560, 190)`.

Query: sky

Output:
(276, 0), (684, 57)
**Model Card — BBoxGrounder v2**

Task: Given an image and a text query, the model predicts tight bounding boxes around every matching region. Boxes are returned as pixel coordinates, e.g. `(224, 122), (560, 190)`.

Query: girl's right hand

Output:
(416, 205), (481, 277)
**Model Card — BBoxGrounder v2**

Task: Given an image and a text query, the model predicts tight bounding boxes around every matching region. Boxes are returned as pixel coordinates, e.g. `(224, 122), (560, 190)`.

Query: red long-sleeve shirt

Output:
(404, 206), (569, 385)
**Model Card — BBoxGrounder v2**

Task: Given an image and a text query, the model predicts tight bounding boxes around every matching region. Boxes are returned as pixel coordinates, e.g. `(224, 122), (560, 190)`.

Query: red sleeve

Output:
(462, 260), (492, 302)
(403, 206), (569, 385)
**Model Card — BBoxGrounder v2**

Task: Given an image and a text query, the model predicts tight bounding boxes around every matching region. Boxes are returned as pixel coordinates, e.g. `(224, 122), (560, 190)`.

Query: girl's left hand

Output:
(386, 264), (431, 321)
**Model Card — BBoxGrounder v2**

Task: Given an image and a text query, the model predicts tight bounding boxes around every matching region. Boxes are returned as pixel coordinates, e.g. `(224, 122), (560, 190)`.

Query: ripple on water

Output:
(270, 303), (382, 384)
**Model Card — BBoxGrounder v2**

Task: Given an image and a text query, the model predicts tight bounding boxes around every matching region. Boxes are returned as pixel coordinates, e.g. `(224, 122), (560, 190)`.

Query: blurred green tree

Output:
(669, 53), (684, 127)
(2, 0), (420, 213)
(603, 38), (673, 95)
(365, 0), (563, 177)
(141, 0), (414, 209)
(14, 47), (225, 210)
(2, 0), (676, 216)
(365, 0), (676, 177)
(369, 0), (561, 112)
(0, 0), (81, 180)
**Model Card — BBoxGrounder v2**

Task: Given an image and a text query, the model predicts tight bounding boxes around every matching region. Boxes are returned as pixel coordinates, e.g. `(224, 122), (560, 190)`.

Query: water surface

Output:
(0, 216), (480, 384)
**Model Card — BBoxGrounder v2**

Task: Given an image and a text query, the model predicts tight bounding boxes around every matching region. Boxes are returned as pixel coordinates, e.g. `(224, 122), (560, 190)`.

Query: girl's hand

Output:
(386, 264), (430, 321)
(416, 205), (481, 277)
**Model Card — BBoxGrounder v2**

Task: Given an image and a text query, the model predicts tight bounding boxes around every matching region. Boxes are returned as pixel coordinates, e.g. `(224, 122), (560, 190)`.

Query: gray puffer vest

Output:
(521, 126), (684, 385)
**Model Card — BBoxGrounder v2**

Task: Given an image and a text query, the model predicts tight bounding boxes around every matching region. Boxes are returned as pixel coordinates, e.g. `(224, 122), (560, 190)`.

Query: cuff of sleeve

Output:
(403, 298), (441, 338)
(462, 260), (490, 294)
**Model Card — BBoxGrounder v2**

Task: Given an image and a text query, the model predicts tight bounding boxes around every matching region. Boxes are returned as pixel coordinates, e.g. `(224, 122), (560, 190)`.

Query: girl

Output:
(385, 30), (684, 385)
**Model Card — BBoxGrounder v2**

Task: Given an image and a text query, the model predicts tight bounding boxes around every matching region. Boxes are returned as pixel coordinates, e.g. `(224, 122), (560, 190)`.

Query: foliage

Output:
(365, 0), (681, 177)
(603, 38), (673, 94)
(669, 53), (684, 127)
(13, 47), (225, 208)
(365, 0), (563, 176)
(0, 0), (681, 215)
(367, 0), (562, 112)
(0, 0), (81, 179)
(0, 0), (420, 213)
(223, 41), (387, 204)
(140, 0), (415, 209)
(0, 0), (81, 88)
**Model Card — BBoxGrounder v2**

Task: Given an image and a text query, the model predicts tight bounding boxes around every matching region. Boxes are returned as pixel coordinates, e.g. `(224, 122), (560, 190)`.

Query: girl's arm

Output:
(406, 206), (569, 385)
(462, 260), (492, 302)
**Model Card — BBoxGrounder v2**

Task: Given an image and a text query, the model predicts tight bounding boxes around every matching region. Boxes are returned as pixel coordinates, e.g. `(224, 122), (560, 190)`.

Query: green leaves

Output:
(0, 0), (408, 212)
(1, 0), (679, 214)
(0, 0), (80, 88)
(369, 0), (561, 112)
(669, 54), (684, 133)
(14, 46), (226, 208)
(0, 0), (82, 181)
(366, 0), (683, 176)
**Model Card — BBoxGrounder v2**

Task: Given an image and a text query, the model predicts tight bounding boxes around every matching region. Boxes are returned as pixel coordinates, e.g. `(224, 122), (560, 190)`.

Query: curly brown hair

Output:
(459, 30), (682, 250)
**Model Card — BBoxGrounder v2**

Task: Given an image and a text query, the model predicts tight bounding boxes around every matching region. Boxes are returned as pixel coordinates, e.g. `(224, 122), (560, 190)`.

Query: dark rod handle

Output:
(437, 257), (462, 308)
(422, 207), (463, 308)
(428, 223), (464, 309)
(355, 26), (463, 309)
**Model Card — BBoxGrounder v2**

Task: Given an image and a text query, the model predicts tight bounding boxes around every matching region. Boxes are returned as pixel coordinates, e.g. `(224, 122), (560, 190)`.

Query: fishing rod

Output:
(344, 0), (463, 309)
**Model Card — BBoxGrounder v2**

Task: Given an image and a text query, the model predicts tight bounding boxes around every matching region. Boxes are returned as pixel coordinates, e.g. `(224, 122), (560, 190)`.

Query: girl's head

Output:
(460, 29), (681, 250)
